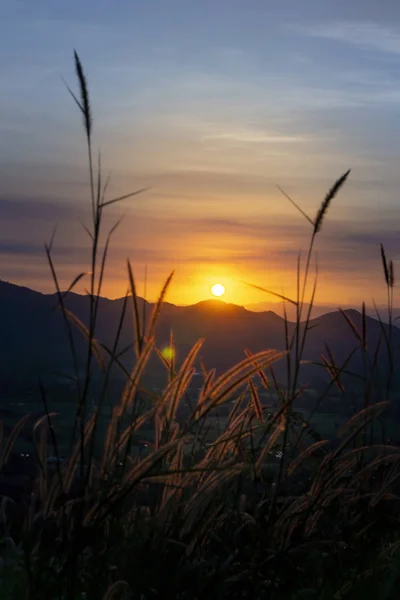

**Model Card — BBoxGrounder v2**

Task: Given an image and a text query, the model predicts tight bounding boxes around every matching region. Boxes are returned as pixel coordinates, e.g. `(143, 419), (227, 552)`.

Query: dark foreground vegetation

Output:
(1, 53), (400, 599)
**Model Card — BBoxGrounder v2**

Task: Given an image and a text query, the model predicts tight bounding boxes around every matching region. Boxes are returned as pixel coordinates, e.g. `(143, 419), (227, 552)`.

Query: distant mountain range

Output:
(245, 301), (400, 323)
(0, 280), (399, 394)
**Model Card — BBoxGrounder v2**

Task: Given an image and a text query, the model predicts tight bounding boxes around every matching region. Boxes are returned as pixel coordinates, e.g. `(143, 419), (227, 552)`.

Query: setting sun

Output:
(211, 283), (225, 297)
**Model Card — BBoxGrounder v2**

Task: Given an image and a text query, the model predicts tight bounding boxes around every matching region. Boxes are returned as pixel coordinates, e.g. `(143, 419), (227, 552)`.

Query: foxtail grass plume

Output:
(73, 50), (92, 140)
(380, 243), (394, 287)
(314, 169), (351, 234)
(381, 243), (390, 286)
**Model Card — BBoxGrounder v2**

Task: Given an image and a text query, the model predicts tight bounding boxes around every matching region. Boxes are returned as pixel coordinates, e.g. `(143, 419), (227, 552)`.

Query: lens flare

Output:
(161, 346), (175, 361)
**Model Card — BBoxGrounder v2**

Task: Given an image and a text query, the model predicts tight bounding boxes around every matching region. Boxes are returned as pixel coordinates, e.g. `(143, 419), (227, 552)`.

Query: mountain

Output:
(245, 301), (339, 317)
(0, 280), (399, 393)
(245, 300), (400, 324)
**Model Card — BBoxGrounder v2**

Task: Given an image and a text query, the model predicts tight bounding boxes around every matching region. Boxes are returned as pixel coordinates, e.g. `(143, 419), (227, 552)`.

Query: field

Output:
(3, 384), (399, 462)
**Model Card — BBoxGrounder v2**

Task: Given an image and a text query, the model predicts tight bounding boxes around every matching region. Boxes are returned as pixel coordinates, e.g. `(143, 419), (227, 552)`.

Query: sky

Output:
(2, 0), (400, 308)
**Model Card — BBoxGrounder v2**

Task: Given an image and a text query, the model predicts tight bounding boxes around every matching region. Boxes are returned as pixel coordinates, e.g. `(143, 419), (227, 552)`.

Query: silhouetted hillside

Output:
(0, 280), (398, 392)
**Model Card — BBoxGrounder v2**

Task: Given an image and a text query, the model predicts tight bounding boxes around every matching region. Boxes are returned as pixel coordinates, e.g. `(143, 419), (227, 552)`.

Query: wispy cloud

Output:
(1, 195), (397, 265)
(202, 123), (310, 145)
(300, 21), (400, 55)
(202, 129), (307, 144)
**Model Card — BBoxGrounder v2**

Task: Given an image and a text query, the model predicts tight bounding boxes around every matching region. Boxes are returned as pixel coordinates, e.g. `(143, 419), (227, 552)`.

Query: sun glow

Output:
(211, 283), (225, 297)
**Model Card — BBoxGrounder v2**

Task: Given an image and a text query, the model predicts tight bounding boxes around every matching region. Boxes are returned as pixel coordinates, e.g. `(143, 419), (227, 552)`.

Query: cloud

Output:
(0, 186), (397, 305)
(300, 21), (400, 55)
(0, 196), (84, 222)
(202, 130), (307, 144)
(191, 121), (316, 146)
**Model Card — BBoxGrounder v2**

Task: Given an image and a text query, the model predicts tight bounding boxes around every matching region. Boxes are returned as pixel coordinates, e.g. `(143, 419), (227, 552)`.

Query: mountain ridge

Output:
(0, 280), (398, 395)
(0, 279), (395, 325)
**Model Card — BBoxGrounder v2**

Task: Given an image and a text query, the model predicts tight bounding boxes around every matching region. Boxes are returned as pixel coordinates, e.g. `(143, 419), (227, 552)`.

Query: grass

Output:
(0, 52), (400, 599)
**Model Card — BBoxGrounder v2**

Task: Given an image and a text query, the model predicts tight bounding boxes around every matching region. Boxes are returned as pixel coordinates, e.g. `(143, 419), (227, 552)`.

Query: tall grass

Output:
(0, 53), (400, 599)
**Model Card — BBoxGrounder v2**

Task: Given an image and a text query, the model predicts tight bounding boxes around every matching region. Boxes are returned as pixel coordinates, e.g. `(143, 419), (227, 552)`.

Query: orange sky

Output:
(0, 181), (394, 309)
(15, 191), (387, 310)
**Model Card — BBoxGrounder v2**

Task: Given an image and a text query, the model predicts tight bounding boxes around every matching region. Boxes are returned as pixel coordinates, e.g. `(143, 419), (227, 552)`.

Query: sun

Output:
(211, 283), (225, 297)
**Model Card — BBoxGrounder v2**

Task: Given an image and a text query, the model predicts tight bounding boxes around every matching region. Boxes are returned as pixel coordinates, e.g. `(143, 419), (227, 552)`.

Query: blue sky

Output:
(2, 0), (400, 306)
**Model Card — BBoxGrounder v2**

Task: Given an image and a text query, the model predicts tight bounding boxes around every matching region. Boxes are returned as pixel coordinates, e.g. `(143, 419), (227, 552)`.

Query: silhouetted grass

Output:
(0, 53), (399, 600)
